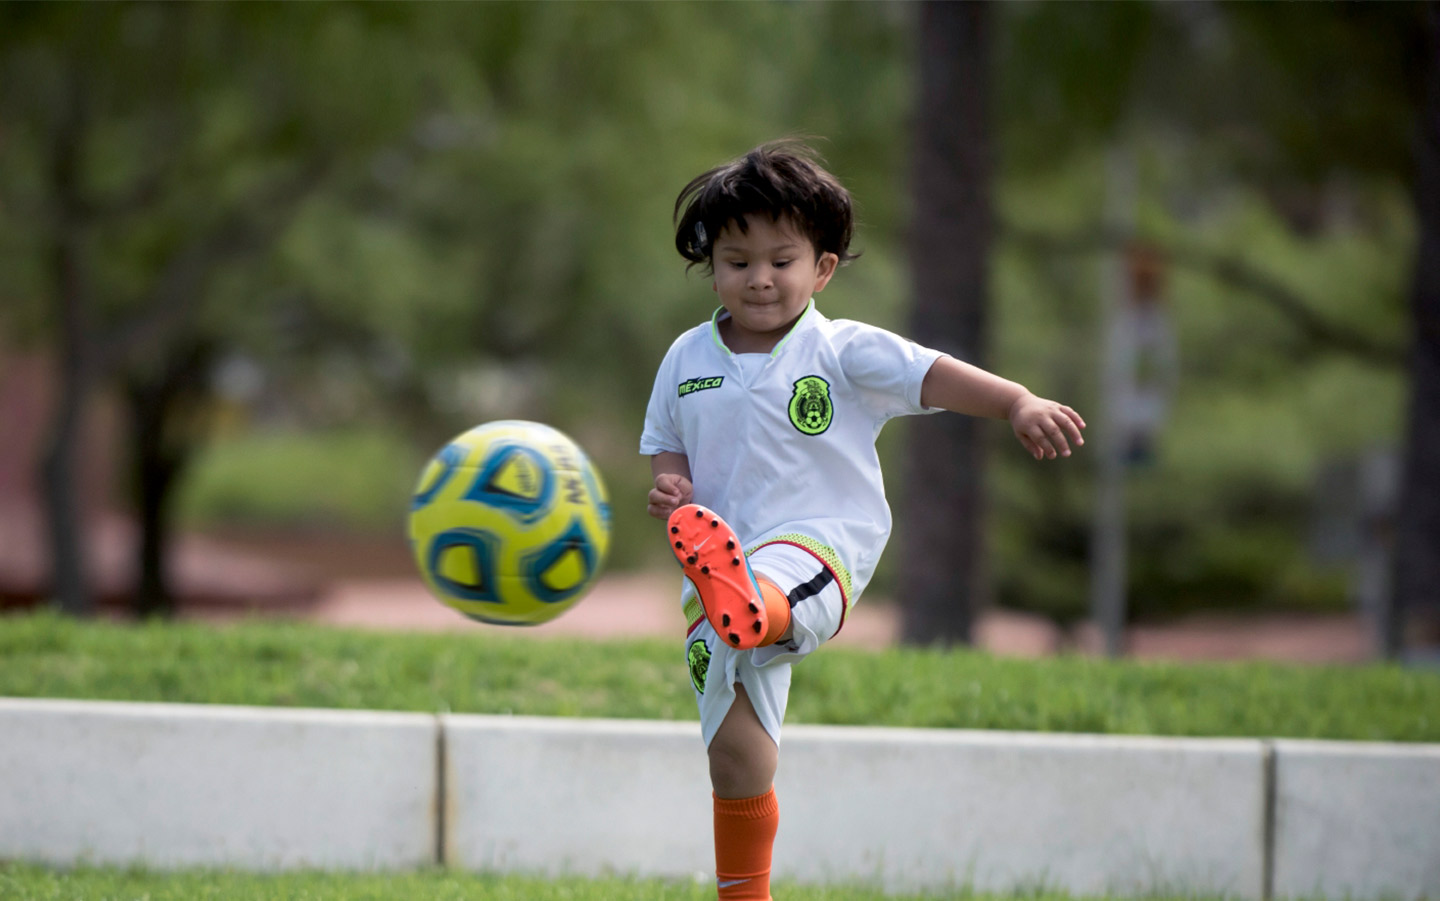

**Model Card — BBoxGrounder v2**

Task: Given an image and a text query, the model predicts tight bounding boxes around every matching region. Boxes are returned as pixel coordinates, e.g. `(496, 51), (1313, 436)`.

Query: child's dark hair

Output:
(673, 140), (857, 272)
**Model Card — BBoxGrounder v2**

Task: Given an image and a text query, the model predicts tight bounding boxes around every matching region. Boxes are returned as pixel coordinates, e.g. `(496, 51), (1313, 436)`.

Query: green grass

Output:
(3, 611), (1437, 742)
(0, 862), (1223, 901)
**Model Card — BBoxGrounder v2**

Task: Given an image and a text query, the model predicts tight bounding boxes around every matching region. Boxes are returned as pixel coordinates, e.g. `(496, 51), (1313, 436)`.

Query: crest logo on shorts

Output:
(788, 375), (833, 435)
(687, 638), (711, 694)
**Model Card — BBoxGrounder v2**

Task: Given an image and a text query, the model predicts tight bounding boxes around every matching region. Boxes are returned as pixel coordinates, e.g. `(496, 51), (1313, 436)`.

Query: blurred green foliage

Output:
(178, 428), (421, 532)
(0, 3), (1421, 621)
(987, 149), (1411, 622)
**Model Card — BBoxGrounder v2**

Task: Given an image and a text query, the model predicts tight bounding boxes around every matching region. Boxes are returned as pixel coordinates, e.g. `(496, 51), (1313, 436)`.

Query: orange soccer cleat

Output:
(667, 504), (787, 650)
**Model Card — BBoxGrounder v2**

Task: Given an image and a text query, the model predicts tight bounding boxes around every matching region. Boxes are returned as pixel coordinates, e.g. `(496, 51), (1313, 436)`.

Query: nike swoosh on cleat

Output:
(717, 878), (751, 888)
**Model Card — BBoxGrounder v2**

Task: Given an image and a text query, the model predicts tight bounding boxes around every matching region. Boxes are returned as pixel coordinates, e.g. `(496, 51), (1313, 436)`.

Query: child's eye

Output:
(774, 260), (792, 269)
(728, 261), (747, 269)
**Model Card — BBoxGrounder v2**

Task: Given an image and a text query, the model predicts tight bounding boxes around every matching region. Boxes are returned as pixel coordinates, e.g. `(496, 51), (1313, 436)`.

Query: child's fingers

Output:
(1017, 432), (1045, 461)
(657, 473), (694, 501)
(647, 487), (677, 515)
(1032, 419), (1071, 458)
(648, 474), (695, 519)
(1060, 407), (1086, 445)
(1014, 401), (1086, 460)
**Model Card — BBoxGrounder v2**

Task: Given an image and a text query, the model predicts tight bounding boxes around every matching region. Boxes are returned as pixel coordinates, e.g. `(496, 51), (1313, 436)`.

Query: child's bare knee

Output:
(708, 733), (776, 798)
(708, 687), (779, 797)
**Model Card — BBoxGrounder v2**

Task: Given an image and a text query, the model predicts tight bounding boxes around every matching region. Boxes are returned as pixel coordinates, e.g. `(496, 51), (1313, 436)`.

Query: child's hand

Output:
(648, 472), (694, 520)
(1009, 393), (1086, 461)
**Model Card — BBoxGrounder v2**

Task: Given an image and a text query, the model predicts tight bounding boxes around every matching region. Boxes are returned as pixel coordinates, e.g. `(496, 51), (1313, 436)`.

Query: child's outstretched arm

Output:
(648, 451), (694, 520)
(920, 356), (1086, 461)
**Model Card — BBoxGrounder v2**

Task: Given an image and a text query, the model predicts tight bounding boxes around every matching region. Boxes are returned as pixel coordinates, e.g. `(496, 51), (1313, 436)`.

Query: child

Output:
(639, 141), (1085, 900)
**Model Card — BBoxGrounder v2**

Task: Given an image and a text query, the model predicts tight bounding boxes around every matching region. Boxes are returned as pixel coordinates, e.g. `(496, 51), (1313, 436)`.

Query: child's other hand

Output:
(1009, 393), (1086, 461)
(648, 473), (694, 520)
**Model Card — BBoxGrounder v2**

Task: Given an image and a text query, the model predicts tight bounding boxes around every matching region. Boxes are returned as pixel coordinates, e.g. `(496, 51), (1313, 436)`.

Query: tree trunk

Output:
(126, 339), (213, 618)
(41, 355), (90, 617)
(1389, 1), (1440, 654)
(42, 76), (95, 617)
(128, 379), (179, 620)
(899, 0), (994, 646)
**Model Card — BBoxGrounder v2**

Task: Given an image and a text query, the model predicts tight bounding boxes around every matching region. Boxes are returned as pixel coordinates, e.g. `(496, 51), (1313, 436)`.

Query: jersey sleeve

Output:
(835, 321), (947, 421)
(639, 342), (685, 456)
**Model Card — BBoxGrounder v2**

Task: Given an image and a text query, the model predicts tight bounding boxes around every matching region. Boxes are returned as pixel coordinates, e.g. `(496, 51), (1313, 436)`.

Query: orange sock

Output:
(713, 788), (779, 900)
(756, 578), (791, 647)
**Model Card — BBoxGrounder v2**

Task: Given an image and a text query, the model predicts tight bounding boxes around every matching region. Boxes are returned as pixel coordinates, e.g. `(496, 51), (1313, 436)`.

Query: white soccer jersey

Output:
(640, 300), (946, 609)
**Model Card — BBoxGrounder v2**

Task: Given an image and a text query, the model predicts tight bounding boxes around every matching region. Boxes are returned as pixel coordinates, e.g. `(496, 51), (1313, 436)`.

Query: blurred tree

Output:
(1392, 1), (1440, 652)
(8, 0), (1420, 635)
(984, 1), (1423, 631)
(899, 1), (993, 646)
(0, 2), (916, 614)
(0, 3), (434, 614)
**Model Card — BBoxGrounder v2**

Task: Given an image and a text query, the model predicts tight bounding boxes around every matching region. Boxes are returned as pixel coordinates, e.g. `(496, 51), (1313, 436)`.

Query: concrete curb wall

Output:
(444, 715), (712, 876)
(0, 698), (438, 870)
(772, 726), (1265, 897)
(2, 698), (1438, 899)
(1272, 739), (1440, 899)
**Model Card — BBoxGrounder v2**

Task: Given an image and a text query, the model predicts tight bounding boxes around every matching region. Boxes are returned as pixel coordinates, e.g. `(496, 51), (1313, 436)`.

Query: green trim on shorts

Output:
(683, 534), (853, 632)
(683, 596), (705, 633)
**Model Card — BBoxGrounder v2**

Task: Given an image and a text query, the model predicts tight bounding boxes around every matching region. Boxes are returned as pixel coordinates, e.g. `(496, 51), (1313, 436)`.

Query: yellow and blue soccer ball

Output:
(408, 420), (611, 626)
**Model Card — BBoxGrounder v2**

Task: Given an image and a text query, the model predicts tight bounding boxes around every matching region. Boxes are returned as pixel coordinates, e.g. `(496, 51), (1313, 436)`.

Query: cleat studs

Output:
(732, 557), (741, 566)
(701, 565), (710, 575)
(752, 621), (762, 633)
(711, 519), (719, 528)
(749, 602), (759, 613)
(728, 633), (741, 646)
(727, 540), (735, 550)
(722, 614), (731, 627)
(695, 509), (704, 518)
(671, 526), (679, 534)
(675, 541), (684, 548)
(686, 555), (697, 565)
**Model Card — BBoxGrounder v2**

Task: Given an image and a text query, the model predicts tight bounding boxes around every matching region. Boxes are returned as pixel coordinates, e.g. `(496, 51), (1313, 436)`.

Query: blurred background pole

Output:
(1090, 145), (1136, 658)
(1355, 449), (1399, 657)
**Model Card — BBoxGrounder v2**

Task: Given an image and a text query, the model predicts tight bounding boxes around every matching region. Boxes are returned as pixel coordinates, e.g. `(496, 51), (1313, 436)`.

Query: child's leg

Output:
(679, 529), (847, 901)
(709, 683), (780, 901)
(688, 623), (790, 901)
(709, 682), (778, 797)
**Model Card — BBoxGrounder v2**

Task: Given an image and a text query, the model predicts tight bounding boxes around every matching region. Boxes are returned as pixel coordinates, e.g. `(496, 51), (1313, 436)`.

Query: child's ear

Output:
(813, 252), (840, 293)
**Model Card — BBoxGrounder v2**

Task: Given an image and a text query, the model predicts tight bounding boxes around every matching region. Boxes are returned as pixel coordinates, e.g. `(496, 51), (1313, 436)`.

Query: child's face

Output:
(711, 215), (838, 353)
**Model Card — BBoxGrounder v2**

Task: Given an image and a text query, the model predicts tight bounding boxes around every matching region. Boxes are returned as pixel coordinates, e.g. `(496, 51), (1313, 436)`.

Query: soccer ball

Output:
(408, 420), (612, 626)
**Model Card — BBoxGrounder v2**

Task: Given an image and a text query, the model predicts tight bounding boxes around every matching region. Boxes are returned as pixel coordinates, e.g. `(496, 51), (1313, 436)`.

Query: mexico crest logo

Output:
(788, 375), (833, 435)
(687, 638), (711, 694)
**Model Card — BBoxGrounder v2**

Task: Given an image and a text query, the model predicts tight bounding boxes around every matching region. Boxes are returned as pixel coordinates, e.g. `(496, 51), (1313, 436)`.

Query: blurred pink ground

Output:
(0, 503), (1374, 663)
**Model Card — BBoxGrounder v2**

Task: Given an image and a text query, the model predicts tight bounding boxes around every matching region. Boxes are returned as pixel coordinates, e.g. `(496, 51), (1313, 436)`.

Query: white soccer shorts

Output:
(681, 542), (847, 747)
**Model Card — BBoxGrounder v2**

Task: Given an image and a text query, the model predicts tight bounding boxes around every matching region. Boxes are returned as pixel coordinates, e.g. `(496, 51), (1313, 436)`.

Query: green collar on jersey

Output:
(709, 299), (816, 358)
